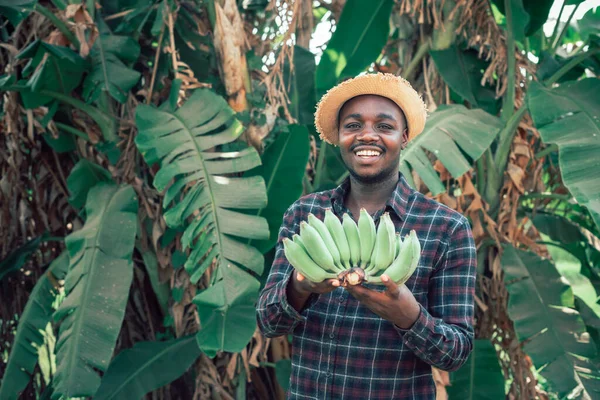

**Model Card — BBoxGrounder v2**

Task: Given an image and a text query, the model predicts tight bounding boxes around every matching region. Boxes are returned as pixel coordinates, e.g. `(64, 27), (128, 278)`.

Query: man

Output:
(256, 73), (476, 399)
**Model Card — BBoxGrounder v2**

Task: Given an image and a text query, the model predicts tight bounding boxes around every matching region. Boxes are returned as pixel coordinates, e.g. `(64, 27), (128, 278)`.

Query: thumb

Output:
(296, 271), (305, 281)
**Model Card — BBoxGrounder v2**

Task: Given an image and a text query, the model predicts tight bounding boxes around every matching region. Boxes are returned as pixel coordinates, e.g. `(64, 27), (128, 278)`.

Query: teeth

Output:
(356, 150), (381, 157)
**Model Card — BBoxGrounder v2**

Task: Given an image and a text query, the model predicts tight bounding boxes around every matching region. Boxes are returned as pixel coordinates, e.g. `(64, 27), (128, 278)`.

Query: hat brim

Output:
(314, 73), (428, 145)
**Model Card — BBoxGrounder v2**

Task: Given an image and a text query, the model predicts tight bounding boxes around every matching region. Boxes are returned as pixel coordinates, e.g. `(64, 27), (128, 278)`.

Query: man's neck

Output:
(345, 173), (398, 216)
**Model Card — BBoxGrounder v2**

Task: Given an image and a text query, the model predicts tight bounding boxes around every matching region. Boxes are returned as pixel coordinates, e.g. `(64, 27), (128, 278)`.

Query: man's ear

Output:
(401, 129), (409, 150)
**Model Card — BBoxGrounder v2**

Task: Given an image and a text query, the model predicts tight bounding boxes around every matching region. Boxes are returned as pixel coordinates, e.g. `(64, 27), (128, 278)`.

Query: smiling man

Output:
(256, 73), (476, 399)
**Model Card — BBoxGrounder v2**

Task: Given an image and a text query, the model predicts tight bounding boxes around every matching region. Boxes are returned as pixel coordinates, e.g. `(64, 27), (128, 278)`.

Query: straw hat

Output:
(314, 73), (428, 145)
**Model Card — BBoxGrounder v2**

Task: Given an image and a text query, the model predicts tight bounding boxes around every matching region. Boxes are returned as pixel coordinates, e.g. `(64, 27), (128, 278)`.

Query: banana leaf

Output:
(315, 0), (394, 95)
(246, 125), (310, 254)
(94, 336), (200, 400)
(447, 339), (505, 400)
(135, 88), (269, 356)
(0, 252), (69, 400)
(82, 34), (141, 103)
(400, 105), (502, 195)
(528, 78), (600, 230)
(502, 245), (600, 398)
(52, 183), (139, 399)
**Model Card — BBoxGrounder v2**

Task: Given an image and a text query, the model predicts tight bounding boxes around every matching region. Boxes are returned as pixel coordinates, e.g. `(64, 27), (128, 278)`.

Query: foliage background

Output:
(1, 0), (600, 399)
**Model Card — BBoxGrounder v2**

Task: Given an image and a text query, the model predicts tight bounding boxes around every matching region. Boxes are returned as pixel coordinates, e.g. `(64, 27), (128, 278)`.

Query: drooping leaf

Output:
(52, 183), (138, 399)
(400, 105), (502, 195)
(315, 0), (394, 95)
(527, 79), (600, 230)
(94, 336), (200, 400)
(15, 40), (86, 109)
(135, 88), (269, 356)
(193, 263), (260, 357)
(501, 245), (600, 398)
(283, 46), (317, 125)
(430, 45), (501, 114)
(66, 159), (113, 210)
(0, 233), (47, 281)
(246, 125), (310, 254)
(447, 339), (505, 400)
(0, 252), (69, 400)
(0, 0), (36, 27)
(82, 34), (141, 103)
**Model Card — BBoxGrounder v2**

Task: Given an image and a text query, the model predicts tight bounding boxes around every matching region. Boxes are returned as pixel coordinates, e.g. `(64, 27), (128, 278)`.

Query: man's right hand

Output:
(287, 270), (340, 312)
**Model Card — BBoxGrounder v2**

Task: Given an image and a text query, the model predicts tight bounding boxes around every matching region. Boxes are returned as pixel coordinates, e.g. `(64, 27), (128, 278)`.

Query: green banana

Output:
(368, 230), (420, 285)
(307, 213), (343, 271)
(342, 213), (361, 268)
(299, 221), (340, 273)
(358, 208), (376, 269)
(395, 233), (402, 259)
(365, 213), (396, 274)
(293, 234), (308, 253)
(283, 238), (339, 282)
(324, 209), (351, 270)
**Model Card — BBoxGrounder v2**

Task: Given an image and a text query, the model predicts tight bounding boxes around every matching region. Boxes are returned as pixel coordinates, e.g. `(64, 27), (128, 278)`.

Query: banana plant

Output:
(135, 87), (269, 356)
(52, 183), (139, 399)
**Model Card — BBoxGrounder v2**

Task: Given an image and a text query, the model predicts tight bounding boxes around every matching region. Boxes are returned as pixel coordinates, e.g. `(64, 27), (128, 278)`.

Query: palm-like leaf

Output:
(135, 88), (269, 356)
(0, 252), (69, 400)
(502, 245), (600, 398)
(400, 105), (502, 195)
(528, 79), (600, 230)
(52, 183), (138, 399)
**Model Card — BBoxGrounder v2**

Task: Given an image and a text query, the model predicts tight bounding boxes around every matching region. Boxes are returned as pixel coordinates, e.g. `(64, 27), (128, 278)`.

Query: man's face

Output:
(337, 95), (408, 184)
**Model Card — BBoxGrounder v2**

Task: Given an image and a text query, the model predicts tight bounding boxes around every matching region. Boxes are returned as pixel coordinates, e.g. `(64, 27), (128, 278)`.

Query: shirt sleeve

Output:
(256, 204), (318, 338)
(394, 216), (476, 372)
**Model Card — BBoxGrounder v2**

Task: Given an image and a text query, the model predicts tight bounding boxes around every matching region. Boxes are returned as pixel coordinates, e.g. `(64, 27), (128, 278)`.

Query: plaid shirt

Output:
(256, 174), (476, 399)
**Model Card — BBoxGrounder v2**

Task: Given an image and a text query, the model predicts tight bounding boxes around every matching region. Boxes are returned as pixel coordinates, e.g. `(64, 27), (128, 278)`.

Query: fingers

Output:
(296, 271), (305, 281)
(380, 275), (401, 298)
(328, 278), (340, 287)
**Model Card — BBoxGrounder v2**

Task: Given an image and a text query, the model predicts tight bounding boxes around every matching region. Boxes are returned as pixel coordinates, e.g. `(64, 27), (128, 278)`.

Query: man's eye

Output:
(346, 123), (360, 129)
(378, 124), (393, 130)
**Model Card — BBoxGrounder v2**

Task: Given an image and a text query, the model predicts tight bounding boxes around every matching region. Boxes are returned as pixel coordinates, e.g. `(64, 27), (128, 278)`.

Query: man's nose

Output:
(356, 126), (378, 141)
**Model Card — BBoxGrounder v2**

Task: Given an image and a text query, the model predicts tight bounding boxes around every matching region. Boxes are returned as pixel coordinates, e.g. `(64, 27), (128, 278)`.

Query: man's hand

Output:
(287, 270), (340, 312)
(291, 270), (340, 295)
(345, 274), (421, 329)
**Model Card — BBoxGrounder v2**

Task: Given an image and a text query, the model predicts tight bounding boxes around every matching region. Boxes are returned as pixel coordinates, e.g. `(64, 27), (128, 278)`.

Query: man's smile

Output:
(352, 145), (384, 164)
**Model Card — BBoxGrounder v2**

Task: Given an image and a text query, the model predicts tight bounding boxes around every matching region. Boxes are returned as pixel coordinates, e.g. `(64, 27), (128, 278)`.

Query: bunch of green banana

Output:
(282, 208), (421, 285)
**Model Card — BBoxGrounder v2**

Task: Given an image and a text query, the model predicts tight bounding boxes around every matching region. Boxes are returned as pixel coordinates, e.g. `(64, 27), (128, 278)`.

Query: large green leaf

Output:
(400, 105), (502, 195)
(430, 46), (500, 114)
(0, 234), (47, 281)
(447, 339), (505, 400)
(527, 79), (600, 230)
(135, 88), (269, 356)
(52, 183), (138, 399)
(15, 40), (86, 109)
(0, 252), (69, 400)
(284, 46), (317, 125)
(0, 0), (36, 27)
(492, 0), (553, 37)
(67, 159), (113, 210)
(82, 34), (141, 103)
(501, 245), (600, 398)
(315, 0), (394, 95)
(246, 125), (310, 254)
(94, 336), (200, 400)
(578, 7), (600, 41)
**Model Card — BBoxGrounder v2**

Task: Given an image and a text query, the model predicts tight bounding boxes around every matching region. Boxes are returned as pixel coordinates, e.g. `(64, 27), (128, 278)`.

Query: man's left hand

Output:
(344, 274), (421, 329)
